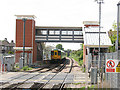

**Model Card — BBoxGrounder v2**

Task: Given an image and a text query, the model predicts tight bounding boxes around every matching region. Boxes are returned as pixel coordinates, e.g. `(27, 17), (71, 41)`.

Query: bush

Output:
(8, 51), (14, 54)
(22, 66), (33, 71)
(79, 60), (83, 66)
(76, 50), (81, 56)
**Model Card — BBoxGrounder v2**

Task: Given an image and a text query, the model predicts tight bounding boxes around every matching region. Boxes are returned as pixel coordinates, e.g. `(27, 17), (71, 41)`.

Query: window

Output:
(74, 31), (80, 35)
(41, 30), (47, 35)
(58, 51), (61, 55)
(62, 31), (67, 35)
(51, 51), (54, 55)
(55, 52), (57, 55)
(49, 31), (54, 35)
(68, 31), (72, 35)
(55, 31), (60, 35)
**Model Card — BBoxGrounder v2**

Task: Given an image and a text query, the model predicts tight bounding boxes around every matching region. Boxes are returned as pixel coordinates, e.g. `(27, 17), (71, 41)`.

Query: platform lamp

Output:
(95, 0), (104, 68)
(117, 1), (120, 60)
(95, 0), (104, 88)
(22, 18), (27, 67)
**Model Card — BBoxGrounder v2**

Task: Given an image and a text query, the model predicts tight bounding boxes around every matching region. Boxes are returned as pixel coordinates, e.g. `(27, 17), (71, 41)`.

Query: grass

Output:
(73, 82), (82, 85)
(69, 54), (83, 66)
(81, 67), (86, 72)
(13, 63), (20, 72)
(21, 66), (33, 71)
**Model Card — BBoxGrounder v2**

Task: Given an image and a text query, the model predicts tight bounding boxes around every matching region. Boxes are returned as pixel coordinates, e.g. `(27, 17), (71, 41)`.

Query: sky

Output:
(0, 0), (119, 50)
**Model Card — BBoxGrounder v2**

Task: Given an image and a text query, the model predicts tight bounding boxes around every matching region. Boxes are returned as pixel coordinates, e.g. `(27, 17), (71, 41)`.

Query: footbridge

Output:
(35, 26), (84, 43)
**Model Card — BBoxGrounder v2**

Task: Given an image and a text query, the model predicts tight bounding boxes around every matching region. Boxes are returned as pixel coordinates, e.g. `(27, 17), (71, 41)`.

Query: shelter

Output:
(83, 22), (112, 66)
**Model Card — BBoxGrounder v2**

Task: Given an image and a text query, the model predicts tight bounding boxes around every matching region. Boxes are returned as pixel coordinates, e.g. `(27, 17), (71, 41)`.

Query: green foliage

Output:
(79, 60), (83, 66)
(76, 50), (81, 56)
(110, 35), (116, 52)
(73, 82), (82, 85)
(80, 43), (83, 50)
(76, 50), (83, 60)
(108, 21), (117, 52)
(81, 67), (86, 72)
(109, 21), (120, 52)
(15, 63), (19, 68)
(21, 66), (33, 71)
(56, 44), (64, 50)
(112, 21), (117, 31)
(69, 44), (83, 66)
(8, 51), (14, 54)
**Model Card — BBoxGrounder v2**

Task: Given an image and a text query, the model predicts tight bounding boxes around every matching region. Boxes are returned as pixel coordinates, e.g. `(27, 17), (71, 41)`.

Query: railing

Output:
(35, 28), (83, 42)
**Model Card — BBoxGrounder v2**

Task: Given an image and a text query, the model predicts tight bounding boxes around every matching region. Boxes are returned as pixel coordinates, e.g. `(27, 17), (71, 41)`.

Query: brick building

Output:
(14, 15), (43, 66)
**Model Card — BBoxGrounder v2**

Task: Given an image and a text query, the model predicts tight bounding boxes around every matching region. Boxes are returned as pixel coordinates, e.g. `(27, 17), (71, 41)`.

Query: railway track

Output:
(39, 58), (73, 89)
(0, 58), (73, 89)
(28, 58), (66, 73)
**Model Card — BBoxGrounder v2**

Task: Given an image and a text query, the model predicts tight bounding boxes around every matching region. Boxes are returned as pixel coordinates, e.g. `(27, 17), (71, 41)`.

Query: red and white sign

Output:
(106, 59), (115, 72)
(106, 59), (120, 73)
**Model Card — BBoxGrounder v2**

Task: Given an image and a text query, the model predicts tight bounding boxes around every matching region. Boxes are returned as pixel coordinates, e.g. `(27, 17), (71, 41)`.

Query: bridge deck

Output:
(35, 27), (83, 43)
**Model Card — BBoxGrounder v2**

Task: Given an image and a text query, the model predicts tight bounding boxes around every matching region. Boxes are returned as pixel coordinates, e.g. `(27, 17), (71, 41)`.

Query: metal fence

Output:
(86, 51), (120, 88)
(105, 51), (120, 88)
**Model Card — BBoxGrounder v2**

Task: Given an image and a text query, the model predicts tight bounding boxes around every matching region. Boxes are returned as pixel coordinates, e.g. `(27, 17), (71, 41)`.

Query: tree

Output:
(112, 21), (117, 31)
(80, 44), (83, 50)
(56, 44), (64, 50)
(108, 32), (117, 52)
(108, 21), (117, 52)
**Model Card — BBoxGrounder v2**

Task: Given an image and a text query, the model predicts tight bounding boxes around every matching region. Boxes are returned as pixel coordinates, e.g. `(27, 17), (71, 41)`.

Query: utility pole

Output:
(117, 1), (120, 60)
(95, 0), (104, 88)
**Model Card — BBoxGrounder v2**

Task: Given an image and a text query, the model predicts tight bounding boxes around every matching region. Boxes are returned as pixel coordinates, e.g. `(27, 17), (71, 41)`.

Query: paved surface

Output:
(0, 72), (90, 84)
(0, 58), (91, 88)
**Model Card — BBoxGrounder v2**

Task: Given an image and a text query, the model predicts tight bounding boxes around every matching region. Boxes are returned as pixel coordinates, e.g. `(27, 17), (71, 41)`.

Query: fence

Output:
(86, 51), (120, 88)
(105, 51), (120, 88)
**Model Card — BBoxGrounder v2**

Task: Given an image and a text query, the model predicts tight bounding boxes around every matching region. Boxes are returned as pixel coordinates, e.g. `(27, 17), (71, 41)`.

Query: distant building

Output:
(0, 38), (15, 54)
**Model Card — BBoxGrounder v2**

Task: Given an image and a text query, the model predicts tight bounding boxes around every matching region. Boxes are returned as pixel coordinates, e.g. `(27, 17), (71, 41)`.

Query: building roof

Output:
(0, 39), (15, 47)
(15, 15), (36, 19)
(9, 40), (15, 47)
(35, 26), (82, 30)
(83, 21), (99, 28)
(84, 27), (112, 47)
(83, 21), (99, 25)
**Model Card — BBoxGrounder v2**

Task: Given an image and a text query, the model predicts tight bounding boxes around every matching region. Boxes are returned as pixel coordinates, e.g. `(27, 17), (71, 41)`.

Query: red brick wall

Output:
(16, 19), (33, 47)
(15, 19), (37, 64)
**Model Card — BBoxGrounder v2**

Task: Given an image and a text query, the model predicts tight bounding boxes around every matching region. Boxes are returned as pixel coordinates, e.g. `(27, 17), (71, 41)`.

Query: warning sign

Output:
(116, 61), (120, 72)
(106, 60), (115, 68)
(106, 59), (120, 73)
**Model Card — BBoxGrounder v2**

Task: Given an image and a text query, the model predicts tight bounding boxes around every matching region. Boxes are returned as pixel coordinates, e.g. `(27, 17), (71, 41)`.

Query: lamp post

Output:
(22, 18), (27, 67)
(95, 0), (104, 88)
(117, 2), (120, 60)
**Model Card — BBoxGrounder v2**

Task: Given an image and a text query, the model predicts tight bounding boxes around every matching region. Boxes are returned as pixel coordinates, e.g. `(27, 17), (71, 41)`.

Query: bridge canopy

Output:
(35, 26), (83, 43)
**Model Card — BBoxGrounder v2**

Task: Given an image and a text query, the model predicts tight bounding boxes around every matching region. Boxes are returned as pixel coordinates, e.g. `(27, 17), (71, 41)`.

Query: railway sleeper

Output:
(52, 83), (63, 89)
(30, 83), (45, 89)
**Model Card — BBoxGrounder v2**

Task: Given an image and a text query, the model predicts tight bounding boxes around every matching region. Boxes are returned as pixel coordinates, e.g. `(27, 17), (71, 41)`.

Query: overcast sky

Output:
(0, 0), (119, 50)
